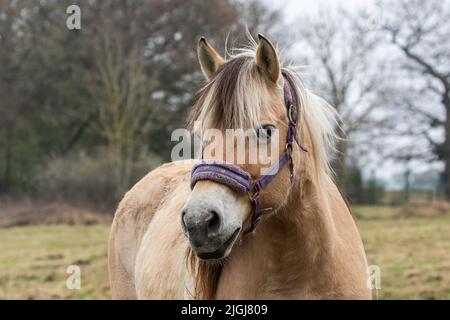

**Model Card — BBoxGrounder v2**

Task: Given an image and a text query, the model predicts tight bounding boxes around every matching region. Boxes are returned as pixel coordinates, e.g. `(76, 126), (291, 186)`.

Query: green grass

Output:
(354, 205), (450, 300)
(0, 206), (449, 299)
(0, 225), (110, 299)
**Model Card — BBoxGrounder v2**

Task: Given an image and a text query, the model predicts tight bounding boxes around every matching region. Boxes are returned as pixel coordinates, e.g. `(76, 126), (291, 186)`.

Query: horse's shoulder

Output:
(114, 160), (194, 222)
(110, 160), (195, 298)
(154, 159), (196, 178)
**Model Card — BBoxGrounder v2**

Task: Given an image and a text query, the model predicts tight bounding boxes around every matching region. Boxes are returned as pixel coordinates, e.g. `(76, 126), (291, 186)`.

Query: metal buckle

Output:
(288, 104), (297, 125)
(248, 182), (260, 201)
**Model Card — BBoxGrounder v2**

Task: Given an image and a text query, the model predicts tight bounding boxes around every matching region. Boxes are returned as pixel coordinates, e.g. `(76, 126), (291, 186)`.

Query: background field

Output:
(0, 205), (449, 299)
(1, 0), (449, 301)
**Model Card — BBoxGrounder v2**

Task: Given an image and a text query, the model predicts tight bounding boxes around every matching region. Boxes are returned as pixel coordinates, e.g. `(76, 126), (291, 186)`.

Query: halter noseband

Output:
(190, 72), (307, 234)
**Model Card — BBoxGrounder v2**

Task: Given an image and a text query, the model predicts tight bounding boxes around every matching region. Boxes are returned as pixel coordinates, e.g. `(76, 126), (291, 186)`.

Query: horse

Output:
(108, 34), (372, 300)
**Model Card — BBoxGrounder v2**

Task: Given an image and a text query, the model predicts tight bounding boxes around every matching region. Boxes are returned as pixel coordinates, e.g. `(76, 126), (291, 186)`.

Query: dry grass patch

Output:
(0, 199), (112, 227)
(0, 225), (110, 299)
(0, 205), (449, 299)
(355, 206), (450, 299)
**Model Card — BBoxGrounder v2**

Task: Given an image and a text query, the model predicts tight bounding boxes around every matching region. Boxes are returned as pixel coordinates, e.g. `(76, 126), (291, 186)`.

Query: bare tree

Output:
(293, 6), (390, 187)
(82, 0), (281, 197)
(80, 0), (246, 196)
(0, 0), (280, 198)
(379, 0), (450, 198)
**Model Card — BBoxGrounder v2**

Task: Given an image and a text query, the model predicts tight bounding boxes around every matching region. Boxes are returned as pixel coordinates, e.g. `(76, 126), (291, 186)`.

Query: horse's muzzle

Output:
(181, 202), (240, 260)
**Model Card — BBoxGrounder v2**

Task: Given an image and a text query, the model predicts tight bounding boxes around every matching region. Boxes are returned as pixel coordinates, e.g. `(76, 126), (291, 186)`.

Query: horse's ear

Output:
(197, 37), (224, 80)
(256, 34), (280, 83)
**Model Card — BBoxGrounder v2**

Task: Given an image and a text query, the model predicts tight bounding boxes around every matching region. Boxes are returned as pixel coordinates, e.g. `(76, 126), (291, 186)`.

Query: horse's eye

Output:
(257, 124), (276, 141)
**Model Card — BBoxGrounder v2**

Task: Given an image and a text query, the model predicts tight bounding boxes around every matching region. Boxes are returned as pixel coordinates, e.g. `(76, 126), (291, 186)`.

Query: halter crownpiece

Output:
(190, 72), (307, 234)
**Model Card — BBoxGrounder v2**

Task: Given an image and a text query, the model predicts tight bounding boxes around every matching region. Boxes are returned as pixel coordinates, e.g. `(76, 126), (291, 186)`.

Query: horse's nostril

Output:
(181, 207), (221, 238)
(207, 210), (221, 235)
(181, 209), (188, 231)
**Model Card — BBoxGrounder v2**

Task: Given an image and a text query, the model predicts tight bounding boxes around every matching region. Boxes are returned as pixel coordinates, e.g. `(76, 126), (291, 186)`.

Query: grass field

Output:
(0, 225), (110, 299)
(0, 205), (449, 299)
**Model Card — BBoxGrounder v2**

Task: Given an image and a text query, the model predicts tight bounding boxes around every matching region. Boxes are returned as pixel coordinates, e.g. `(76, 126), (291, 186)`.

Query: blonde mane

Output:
(189, 36), (339, 179)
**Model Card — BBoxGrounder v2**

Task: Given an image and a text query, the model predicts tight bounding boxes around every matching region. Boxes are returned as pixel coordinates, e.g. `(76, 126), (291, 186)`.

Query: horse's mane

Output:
(186, 35), (339, 300)
(185, 249), (221, 300)
(283, 67), (339, 178)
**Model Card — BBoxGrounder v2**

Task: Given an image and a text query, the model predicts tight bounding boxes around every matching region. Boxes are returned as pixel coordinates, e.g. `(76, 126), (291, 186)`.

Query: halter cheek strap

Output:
(190, 72), (307, 234)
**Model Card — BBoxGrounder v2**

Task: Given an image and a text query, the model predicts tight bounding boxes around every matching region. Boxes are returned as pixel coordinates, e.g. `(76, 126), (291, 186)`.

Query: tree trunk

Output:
(1, 124), (12, 192)
(444, 161), (450, 200)
(443, 94), (450, 200)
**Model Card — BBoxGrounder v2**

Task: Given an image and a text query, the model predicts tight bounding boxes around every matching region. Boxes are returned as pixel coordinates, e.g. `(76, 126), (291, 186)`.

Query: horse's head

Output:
(181, 34), (310, 260)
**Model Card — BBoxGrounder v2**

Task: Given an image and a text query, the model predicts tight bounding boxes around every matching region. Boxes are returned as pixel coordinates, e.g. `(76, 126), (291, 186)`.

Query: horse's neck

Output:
(215, 176), (337, 299)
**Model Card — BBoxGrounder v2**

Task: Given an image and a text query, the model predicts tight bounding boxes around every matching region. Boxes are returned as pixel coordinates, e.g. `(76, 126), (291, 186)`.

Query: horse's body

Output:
(108, 35), (371, 299)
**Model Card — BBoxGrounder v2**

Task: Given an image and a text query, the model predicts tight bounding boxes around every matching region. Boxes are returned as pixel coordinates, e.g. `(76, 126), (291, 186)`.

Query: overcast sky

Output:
(263, 0), (443, 190)
(271, 0), (376, 20)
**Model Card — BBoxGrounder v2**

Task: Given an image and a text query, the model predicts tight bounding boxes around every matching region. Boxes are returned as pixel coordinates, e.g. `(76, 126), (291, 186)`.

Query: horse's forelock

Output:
(189, 54), (277, 131)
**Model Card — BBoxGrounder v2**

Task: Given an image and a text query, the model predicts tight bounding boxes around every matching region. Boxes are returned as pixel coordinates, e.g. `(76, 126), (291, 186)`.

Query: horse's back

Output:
(108, 160), (194, 299)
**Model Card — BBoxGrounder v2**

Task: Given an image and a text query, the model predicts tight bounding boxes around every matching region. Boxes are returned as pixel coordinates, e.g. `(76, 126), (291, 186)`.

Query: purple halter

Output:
(190, 72), (307, 234)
